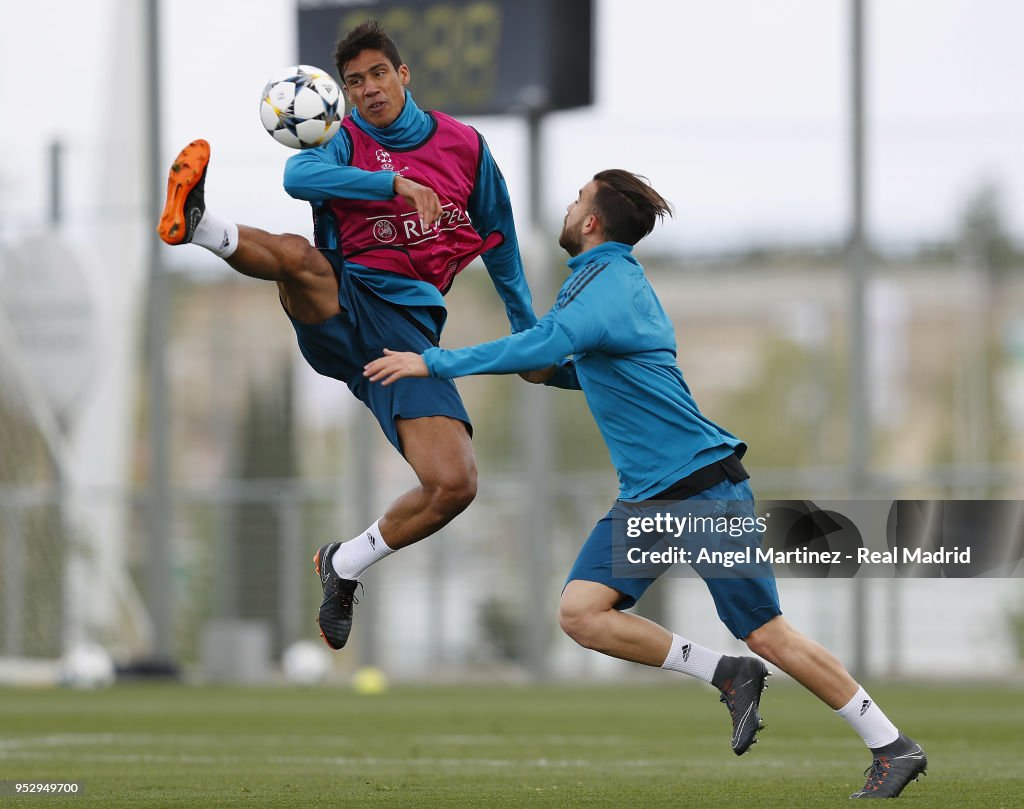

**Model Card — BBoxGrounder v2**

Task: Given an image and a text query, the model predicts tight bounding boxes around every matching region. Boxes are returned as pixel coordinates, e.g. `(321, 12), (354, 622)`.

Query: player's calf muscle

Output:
(229, 231), (339, 322)
(278, 233), (333, 281)
(229, 229), (324, 283)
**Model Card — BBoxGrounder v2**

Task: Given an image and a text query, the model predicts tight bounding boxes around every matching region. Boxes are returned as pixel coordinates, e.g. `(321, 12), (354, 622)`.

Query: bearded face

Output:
(558, 182), (598, 257)
(558, 215), (585, 257)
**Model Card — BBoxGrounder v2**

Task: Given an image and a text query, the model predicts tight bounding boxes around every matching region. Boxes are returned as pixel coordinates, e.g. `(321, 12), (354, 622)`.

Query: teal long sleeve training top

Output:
(423, 241), (744, 500)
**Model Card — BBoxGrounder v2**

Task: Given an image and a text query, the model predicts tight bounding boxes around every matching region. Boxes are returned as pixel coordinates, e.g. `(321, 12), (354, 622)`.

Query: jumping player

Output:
(364, 170), (928, 799)
(157, 20), (536, 651)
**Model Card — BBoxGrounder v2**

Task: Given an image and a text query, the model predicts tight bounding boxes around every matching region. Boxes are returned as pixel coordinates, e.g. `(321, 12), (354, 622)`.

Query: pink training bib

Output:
(329, 111), (501, 293)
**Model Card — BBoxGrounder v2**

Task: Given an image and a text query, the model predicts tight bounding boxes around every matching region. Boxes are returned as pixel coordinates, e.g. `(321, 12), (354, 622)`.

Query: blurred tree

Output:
(230, 359), (296, 655)
(0, 365), (66, 658)
(472, 374), (611, 475)
(959, 183), (1018, 281)
(716, 336), (842, 473)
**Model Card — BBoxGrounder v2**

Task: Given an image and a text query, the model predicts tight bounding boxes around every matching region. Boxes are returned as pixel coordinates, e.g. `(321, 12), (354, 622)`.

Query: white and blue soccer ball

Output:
(59, 642), (116, 690)
(282, 640), (330, 685)
(260, 65), (342, 150)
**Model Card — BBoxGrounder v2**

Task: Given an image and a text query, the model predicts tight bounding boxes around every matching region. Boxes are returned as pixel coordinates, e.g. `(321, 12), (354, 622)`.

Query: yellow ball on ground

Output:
(351, 666), (389, 695)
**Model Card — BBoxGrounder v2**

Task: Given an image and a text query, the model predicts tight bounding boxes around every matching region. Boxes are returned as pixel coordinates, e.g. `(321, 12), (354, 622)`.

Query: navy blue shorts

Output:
(286, 250), (471, 453)
(565, 477), (782, 639)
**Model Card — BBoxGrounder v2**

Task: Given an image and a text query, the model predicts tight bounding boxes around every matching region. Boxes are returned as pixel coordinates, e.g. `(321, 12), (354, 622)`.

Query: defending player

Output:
(364, 170), (928, 799)
(157, 21), (536, 651)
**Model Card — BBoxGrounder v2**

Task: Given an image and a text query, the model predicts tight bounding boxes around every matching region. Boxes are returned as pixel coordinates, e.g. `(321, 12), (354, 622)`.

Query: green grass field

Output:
(0, 681), (1021, 808)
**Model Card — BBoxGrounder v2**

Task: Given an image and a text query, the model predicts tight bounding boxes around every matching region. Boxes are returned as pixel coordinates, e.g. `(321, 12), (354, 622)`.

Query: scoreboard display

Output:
(297, 0), (593, 115)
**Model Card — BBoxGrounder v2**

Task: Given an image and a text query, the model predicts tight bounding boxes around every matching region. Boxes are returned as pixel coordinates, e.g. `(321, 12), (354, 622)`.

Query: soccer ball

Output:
(59, 643), (116, 690)
(282, 640), (330, 685)
(260, 65), (342, 149)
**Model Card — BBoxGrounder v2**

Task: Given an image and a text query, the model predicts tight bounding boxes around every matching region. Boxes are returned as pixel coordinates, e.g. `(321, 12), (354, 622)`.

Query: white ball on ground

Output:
(282, 640), (331, 685)
(59, 643), (116, 689)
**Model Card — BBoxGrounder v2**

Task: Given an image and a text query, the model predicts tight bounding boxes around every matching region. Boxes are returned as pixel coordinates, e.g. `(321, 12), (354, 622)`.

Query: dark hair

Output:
(591, 170), (673, 245)
(334, 19), (403, 79)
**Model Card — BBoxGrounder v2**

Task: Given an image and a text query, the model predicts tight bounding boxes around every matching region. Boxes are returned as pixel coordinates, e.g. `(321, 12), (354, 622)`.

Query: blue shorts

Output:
(286, 250), (471, 453)
(565, 477), (782, 639)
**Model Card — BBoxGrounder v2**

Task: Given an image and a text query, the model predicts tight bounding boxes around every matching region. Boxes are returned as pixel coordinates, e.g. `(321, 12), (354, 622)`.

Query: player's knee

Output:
(426, 473), (477, 519)
(744, 632), (772, 661)
(743, 618), (784, 662)
(558, 601), (599, 648)
(276, 233), (321, 281)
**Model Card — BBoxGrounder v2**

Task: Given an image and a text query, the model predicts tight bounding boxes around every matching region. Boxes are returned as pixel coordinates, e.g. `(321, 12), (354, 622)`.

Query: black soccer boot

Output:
(849, 734), (927, 798)
(157, 139), (210, 245)
(314, 542), (360, 650)
(714, 655), (770, 755)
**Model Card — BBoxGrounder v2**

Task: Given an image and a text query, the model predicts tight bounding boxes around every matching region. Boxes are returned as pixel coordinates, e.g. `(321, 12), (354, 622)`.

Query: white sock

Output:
(836, 685), (900, 749)
(191, 211), (238, 258)
(331, 520), (394, 580)
(661, 633), (722, 684)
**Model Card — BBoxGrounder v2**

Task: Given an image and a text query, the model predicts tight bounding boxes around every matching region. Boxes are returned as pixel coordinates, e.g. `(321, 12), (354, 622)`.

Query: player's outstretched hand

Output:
(394, 176), (442, 231)
(364, 349), (429, 386)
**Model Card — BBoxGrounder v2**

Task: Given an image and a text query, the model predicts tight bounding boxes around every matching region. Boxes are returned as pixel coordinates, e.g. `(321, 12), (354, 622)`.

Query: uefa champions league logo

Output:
(375, 148), (395, 172)
(372, 219), (398, 243)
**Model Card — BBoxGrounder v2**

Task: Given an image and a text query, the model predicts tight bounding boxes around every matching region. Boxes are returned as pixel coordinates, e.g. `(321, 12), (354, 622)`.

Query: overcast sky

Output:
(2, 0), (1022, 256)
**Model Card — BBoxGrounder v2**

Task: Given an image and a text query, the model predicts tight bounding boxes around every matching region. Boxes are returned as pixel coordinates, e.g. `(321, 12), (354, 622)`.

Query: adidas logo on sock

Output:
(368, 532), (376, 549)
(860, 699), (872, 716)
(220, 230), (230, 250)
(680, 643), (691, 662)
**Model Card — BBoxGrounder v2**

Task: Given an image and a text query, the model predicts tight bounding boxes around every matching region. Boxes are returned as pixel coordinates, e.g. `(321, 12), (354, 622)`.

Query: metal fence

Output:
(3, 470), (1023, 683)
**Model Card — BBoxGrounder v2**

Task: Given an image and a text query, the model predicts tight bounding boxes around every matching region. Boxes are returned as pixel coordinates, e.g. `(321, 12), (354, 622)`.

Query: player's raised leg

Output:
(744, 615), (927, 797)
(558, 580), (769, 755)
(316, 415), (477, 649)
(157, 141), (340, 324)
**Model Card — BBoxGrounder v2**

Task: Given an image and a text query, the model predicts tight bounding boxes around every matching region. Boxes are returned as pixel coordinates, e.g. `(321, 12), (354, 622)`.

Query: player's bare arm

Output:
(518, 366), (558, 384)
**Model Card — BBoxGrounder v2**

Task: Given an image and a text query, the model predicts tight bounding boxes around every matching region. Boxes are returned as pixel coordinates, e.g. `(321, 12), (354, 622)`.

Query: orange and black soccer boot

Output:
(714, 655), (770, 755)
(314, 542), (360, 650)
(157, 139), (210, 245)
(850, 735), (928, 798)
